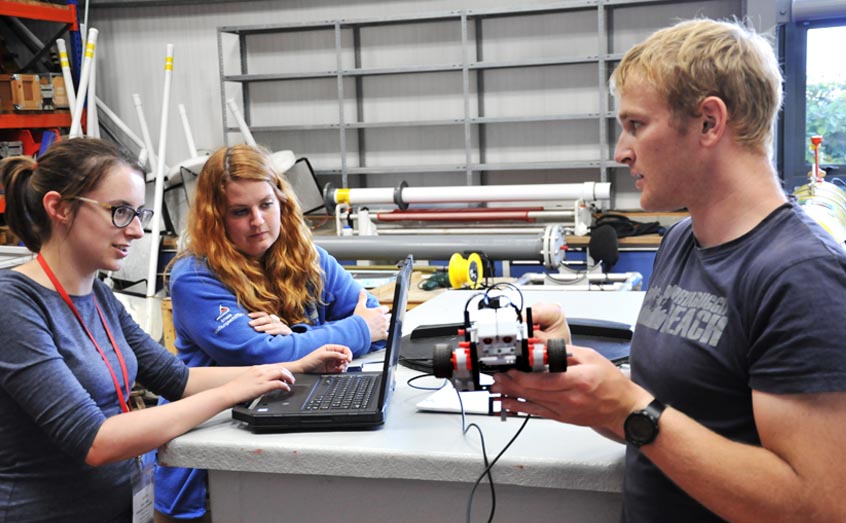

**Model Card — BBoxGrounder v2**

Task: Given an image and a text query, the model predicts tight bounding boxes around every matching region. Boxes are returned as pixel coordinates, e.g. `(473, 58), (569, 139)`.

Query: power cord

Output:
(455, 386), (532, 523)
(406, 372), (447, 391)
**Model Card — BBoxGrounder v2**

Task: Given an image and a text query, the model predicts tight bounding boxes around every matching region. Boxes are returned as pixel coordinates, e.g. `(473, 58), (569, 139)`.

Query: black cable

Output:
(406, 373), (447, 391)
(484, 282), (524, 314)
(486, 281), (523, 298)
(466, 411), (531, 523)
(463, 291), (488, 315)
(455, 388), (497, 523)
(463, 284), (525, 316)
(449, 283), (530, 521)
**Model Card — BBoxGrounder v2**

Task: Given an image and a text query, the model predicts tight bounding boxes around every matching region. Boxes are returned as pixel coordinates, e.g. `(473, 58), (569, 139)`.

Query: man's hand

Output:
(525, 302), (572, 344)
(490, 344), (648, 436)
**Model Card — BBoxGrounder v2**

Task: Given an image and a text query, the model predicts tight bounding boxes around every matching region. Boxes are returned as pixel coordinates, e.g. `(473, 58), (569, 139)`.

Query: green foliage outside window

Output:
(805, 80), (846, 166)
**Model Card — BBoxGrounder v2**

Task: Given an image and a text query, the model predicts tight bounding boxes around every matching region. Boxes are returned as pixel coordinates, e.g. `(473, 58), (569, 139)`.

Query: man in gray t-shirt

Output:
(491, 19), (846, 522)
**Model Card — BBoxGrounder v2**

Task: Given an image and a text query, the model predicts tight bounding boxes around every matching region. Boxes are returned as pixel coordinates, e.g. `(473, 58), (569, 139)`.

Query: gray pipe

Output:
(314, 235), (545, 262)
(792, 0), (846, 22)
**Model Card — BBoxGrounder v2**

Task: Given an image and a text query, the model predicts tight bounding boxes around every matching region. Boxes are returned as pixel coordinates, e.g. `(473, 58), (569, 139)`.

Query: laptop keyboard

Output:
(304, 375), (377, 411)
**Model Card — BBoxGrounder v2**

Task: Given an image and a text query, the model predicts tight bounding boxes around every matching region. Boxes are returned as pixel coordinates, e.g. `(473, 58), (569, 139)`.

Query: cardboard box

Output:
(0, 74), (43, 112)
(43, 74), (69, 109)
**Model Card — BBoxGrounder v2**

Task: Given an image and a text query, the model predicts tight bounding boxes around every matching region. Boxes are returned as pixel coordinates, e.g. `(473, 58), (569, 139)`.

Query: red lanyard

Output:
(37, 253), (132, 413)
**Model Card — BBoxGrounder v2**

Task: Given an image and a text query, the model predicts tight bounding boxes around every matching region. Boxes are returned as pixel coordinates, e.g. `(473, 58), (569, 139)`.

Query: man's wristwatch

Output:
(624, 399), (666, 447)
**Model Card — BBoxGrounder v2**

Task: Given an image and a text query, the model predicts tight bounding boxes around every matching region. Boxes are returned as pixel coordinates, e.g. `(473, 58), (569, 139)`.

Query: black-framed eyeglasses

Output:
(72, 196), (155, 228)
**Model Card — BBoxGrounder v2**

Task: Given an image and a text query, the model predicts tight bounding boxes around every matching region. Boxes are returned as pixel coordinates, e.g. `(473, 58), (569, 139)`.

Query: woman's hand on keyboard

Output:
(292, 344), (353, 374)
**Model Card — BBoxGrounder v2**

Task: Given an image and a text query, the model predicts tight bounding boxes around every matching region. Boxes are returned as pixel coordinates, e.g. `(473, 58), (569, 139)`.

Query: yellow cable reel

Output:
(448, 252), (484, 289)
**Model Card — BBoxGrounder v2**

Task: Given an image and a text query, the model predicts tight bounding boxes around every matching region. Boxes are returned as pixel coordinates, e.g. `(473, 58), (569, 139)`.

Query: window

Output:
(805, 26), (846, 167)
(780, 10), (846, 191)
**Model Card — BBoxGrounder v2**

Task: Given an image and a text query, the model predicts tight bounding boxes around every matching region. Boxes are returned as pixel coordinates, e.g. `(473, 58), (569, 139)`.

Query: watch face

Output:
(625, 412), (656, 444)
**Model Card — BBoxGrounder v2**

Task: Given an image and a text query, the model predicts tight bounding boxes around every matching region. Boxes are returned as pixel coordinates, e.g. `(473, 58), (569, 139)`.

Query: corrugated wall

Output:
(87, 0), (766, 231)
(77, 0), (782, 285)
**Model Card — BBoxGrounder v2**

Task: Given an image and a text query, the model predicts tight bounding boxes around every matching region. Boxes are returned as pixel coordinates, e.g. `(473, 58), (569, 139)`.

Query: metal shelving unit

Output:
(217, 0), (741, 197)
(0, 0), (76, 132)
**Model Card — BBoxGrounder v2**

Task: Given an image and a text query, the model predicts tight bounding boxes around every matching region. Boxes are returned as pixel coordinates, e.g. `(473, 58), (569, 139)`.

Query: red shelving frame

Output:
(0, 1), (77, 30)
(0, 1), (77, 134)
(0, 112), (71, 129)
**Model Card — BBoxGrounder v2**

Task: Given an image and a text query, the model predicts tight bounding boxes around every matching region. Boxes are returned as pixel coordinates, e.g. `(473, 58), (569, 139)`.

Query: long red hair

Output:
(176, 144), (323, 324)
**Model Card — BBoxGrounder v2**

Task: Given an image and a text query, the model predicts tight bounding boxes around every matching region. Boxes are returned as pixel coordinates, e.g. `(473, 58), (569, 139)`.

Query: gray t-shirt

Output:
(623, 202), (846, 522)
(0, 273), (189, 522)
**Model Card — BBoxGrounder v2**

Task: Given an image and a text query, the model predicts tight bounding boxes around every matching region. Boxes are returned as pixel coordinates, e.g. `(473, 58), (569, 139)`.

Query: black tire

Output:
(547, 339), (568, 373)
(433, 343), (454, 378)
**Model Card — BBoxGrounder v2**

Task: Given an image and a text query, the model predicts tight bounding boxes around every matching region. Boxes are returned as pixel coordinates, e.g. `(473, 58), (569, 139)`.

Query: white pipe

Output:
(520, 282), (631, 292)
(368, 210), (575, 222)
(270, 150), (296, 174)
(169, 104), (209, 179)
(333, 181), (611, 206)
(69, 28), (98, 138)
(133, 94), (161, 175)
(86, 55), (99, 138)
(95, 96), (145, 150)
(177, 104), (198, 158)
(137, 148), (148, 168)
(376, 227), (546, 235)
(226, 98), (256, 146)
(145, 43), (174, 305)
(516, 271), (643, 291)
(56, 39), (76, 115)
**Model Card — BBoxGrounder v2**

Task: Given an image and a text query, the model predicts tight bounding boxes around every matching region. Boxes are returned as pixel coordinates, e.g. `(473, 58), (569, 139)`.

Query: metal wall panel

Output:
(89, 0), (760, 212)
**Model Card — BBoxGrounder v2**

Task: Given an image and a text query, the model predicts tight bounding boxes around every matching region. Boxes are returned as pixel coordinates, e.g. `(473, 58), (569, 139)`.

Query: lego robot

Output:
(432, 291), (569, 393)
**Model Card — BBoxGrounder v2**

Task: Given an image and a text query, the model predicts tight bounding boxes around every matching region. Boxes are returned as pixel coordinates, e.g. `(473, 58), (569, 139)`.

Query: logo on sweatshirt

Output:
(214, 305), (243, 335)
(216, 305), (230, 321)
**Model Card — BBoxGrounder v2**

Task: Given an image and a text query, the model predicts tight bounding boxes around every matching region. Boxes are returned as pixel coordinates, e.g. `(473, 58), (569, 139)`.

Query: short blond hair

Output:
(611, 18), (783, 155)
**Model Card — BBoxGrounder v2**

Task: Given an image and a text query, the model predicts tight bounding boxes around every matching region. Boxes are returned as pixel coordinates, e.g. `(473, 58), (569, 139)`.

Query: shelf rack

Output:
(217, 0), (742, 200)
(0, 0), (77, 131)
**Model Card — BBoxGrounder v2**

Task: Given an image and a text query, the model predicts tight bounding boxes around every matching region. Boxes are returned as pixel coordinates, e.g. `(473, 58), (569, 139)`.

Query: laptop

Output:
(232, 255), (413, 432)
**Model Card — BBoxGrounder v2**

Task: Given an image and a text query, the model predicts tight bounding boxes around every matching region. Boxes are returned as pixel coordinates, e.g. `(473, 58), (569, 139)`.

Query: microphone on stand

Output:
(588, 224), (619, 275)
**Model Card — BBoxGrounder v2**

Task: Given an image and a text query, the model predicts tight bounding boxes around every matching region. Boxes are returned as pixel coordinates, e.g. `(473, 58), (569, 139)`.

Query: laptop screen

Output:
(376, 255), (413, 406)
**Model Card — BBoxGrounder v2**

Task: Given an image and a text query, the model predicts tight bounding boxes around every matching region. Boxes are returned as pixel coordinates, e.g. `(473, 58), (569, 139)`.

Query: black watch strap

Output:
(643, 398), (666, 419)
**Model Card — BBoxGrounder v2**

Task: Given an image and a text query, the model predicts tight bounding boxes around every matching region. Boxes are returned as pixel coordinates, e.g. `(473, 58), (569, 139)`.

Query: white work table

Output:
(159, 289), (645, 523)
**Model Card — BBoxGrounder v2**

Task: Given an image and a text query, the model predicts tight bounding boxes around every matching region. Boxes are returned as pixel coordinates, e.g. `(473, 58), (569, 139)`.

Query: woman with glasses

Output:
(0, 138), (352, 523)
(154, 143), (390, 521)
(70, 195), (157, 228)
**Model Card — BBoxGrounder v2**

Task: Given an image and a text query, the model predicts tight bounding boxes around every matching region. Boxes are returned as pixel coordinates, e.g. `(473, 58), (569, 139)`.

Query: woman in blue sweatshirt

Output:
(154, 144), (389, 521)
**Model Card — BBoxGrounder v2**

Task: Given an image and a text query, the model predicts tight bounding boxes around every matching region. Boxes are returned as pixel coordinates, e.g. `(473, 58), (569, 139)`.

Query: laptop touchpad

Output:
(258, 385), (309, 406)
